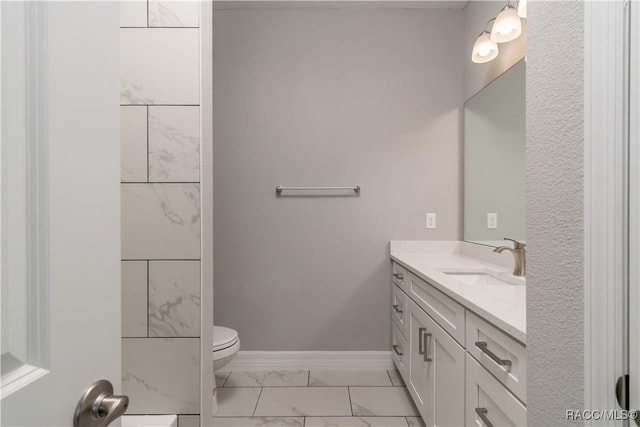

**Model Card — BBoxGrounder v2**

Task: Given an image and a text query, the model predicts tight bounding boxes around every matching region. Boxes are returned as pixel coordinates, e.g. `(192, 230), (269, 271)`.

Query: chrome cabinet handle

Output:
(475, 342), (512, 368)
(423, 332), (433, 362)
(392, 304), (403, 314)
(418, 328), (432, 362)
(392, 344), (403, 356)
(393, 272), (404, 280)
(475, 408), (494, 427)
(418, 327), (426, 356)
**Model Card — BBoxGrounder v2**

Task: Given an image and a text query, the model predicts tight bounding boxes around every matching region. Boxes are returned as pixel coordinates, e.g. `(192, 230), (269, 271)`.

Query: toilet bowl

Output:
(213, 326), (240, 370)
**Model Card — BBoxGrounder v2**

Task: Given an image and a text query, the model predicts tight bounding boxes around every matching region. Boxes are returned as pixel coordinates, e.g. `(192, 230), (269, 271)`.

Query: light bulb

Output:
(518, 0), (527, 18)
(478, 45), (491, 57)
(491, 5), (522, 43)
(472, 32), (499, 64)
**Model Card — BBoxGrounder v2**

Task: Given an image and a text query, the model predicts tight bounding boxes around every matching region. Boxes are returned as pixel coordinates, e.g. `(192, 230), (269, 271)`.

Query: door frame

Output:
(584, 0), (629, 421)
(629, 0), (640, 417)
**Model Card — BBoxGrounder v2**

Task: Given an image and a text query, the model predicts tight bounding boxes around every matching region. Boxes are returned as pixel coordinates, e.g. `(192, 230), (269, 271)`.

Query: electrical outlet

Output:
(426, 213), (436, 229)
(487, 213), (498, 229)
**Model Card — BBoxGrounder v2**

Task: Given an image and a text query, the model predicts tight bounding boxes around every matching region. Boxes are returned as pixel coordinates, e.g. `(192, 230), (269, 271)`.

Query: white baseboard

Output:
(224, 351), (394, 371)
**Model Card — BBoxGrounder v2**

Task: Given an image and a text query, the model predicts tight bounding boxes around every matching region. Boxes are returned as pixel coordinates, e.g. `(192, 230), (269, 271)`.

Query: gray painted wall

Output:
(526, 2), (584, 424)
(213, 8), (464, 350)
(463, 0), (526, 101)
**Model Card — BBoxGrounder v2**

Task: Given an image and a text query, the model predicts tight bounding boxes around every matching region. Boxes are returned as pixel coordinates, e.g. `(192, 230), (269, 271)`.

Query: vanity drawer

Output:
(466, 311), (527, 403)
(408, 273), (465, 346)
(391, 322), (408, 380)
(392, 262), (408, 292)
(466, 354), (526, 427)
(392, 284), (408, 338)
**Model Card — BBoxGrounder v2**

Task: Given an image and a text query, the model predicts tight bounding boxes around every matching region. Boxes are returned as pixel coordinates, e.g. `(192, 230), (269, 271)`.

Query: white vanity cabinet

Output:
(390, 261), (527, 426)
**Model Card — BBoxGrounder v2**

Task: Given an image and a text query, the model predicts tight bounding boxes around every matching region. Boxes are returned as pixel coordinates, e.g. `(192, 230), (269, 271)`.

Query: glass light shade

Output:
(472, 32), (499, 64)
(491, 5), (522, 43)
(518, 0), (527, 18)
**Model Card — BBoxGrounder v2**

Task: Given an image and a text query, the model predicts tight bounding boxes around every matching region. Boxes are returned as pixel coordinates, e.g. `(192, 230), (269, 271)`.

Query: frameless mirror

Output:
(464, 59), (525, 247)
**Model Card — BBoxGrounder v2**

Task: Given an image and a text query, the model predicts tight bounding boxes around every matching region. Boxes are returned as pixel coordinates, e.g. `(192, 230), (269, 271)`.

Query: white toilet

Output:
(213, 326), (240, 370)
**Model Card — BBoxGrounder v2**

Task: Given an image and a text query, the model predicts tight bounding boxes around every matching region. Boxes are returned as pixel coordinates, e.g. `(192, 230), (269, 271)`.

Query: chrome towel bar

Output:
(275, 185), (360, 195)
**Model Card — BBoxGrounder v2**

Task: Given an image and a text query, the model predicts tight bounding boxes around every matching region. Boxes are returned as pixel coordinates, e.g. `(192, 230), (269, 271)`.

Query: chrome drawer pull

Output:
(393, 272), (404, 280)
(475, 342), (512, 368)
(392, 345), (403, 356)
(475, 408), (494, 427)
(423, 331), (432, 362)
(418, 327), (426, 355)
(392, 304), (403, 314)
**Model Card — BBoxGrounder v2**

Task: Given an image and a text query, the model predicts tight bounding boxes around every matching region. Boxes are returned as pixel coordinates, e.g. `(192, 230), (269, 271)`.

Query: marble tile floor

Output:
(213, 370), (425, 427)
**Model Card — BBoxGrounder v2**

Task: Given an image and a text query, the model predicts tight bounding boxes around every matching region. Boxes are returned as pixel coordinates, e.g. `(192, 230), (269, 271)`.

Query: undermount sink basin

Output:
(443, 271), (524, 287)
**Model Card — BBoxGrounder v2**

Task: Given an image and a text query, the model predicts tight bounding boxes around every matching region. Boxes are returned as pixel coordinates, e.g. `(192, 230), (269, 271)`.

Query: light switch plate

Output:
(426, 213), (436, 229)
(487, 213), (498, 229)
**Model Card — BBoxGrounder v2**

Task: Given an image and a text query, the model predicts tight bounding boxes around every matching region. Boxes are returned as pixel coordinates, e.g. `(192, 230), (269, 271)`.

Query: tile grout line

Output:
(121, 26), (200, 29)
(146, 105), (149, 183)
(122, 336), (199, 340)
(347, 386), (354, 417)
(307, 370), (310, 387)
(121, 104), (200, 107)
(146, 260), (150, 337)
(251, 387), (264, 417)
(214, 385), (401, 388)
(123, 259), (201, 262)
(121, 181), (201, 185)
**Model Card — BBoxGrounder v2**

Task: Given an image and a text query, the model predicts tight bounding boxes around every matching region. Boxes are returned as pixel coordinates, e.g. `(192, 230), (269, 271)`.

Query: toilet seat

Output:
(213, 326), (239, 352)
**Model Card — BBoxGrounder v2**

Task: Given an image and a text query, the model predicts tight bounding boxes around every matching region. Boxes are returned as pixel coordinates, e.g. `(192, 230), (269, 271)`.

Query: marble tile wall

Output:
(120, 0), (201, 417)
(122, 338), (200, 414)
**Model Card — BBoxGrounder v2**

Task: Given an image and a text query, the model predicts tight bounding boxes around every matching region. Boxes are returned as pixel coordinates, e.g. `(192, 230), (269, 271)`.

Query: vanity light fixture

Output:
(471, 1), (525, 64)
(471, 19), (499, 64)
(491, 2), (522, 43)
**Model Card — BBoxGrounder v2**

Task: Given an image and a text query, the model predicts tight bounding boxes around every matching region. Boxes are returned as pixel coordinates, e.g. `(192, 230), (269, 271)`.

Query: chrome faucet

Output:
(493, 238), (526, 277)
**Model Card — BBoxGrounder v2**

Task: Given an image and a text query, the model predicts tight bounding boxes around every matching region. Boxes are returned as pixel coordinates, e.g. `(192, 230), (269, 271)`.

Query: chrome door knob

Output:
(74, 379), (129, 427)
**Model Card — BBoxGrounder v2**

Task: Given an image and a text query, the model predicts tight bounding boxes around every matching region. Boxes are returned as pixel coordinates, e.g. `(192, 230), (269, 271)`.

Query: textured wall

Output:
(119, 1), (202, 420)
(213, 8), (464, 350)
(463, 0), (527, 101)
(526, 1), (584, 424)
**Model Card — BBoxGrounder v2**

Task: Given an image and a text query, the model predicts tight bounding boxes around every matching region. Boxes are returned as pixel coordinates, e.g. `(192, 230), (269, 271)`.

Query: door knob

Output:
(615, 375), (640, 426)
(74, 379), (129, 427)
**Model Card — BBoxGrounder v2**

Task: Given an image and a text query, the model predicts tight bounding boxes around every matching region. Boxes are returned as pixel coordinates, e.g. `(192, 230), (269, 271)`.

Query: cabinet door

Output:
(408, 300), (465, 427)
(408, 300), (431, 416)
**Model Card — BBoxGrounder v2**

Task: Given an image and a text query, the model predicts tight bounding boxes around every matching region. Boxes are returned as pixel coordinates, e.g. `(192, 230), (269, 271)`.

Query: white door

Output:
(1, 1), (122, 426)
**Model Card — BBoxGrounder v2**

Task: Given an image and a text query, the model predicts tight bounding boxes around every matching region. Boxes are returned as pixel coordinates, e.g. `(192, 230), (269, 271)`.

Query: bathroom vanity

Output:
(389, 241), (526, 426)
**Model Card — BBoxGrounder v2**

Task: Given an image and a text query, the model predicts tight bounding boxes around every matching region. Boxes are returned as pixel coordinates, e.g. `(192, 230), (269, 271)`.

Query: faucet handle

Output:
(503, 237), (526, 249)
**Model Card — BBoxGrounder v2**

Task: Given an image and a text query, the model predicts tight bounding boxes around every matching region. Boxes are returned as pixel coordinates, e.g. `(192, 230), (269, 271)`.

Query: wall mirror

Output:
(464, 59), (525, 247)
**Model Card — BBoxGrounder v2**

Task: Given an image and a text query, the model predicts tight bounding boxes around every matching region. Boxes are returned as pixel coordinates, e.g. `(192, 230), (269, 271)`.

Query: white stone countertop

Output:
(390, 241), (526, 344)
